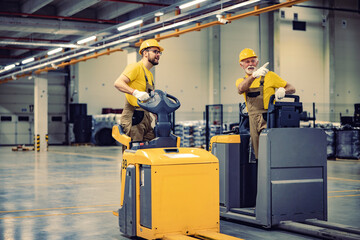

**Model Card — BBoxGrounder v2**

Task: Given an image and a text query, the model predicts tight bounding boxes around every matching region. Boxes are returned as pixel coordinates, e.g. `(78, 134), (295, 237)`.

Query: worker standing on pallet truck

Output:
(236, 48), (296, 160)
(114, 39), (164, 144)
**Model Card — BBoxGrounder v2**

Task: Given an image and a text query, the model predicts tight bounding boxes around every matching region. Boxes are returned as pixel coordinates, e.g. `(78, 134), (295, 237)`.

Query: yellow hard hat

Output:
(139, 39), (164, 55)
(239, 48), (257, 62)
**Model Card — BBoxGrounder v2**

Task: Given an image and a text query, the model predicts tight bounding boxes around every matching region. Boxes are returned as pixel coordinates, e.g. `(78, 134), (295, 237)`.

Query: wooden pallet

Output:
(70, 142), (94, 147)
(12, 145), (35, 151)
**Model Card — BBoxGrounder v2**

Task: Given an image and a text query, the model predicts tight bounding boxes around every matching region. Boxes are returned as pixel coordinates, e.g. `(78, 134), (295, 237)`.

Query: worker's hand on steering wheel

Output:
(275, 87), (286, 101)
(132, 89), (150, 101)
(252, 62), (269, 78)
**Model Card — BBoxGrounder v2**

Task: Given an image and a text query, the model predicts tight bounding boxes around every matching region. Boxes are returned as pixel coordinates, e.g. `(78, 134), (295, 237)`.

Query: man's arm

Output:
(114, 73), (150, 101)
(114, 74), (134, 94)
(238, 62), (270, 94)
(284, 83), (296, 94)
(238, 76), (256, 94)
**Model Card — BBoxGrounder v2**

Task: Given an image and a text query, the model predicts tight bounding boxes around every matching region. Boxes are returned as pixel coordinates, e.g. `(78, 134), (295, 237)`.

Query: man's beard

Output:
(245, 66), (256, 75)
(148, 57), (159, 66)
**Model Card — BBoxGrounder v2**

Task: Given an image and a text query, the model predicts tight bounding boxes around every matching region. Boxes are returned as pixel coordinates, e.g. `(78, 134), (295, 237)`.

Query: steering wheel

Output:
(138, 89), (180, 117)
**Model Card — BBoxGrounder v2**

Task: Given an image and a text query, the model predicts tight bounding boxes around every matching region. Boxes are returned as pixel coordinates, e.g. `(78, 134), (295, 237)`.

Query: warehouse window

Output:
(1, 116), (12, 121)
(18, 116), (29, 122)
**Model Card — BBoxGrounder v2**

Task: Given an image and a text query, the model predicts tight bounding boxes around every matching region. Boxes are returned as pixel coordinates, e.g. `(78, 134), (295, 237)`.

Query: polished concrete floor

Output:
(0, 146), (359, 240)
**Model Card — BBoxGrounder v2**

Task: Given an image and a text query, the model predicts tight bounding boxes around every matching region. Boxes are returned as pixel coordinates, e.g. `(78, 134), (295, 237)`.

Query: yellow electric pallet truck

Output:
(112, 90), (243, 240)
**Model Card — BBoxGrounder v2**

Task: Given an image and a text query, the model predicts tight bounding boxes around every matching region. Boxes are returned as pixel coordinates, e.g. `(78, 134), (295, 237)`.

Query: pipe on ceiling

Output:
(0, 0), (310, 83)
(0, 11), (120, 24)
(101, 0), (171, 7)
(0, 36), (70, 43)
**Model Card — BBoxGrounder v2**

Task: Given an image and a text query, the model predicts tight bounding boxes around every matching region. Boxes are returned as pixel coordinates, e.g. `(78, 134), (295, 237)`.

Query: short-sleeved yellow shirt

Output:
(122, 61), (154, 107)
(235, 71), (287, 110)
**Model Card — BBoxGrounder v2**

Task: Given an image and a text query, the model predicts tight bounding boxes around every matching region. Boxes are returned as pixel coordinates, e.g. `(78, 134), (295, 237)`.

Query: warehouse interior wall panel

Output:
(78, 50), (127, 115)
(279, 3), (328, 120)
(220, 15), (263, 106)
(156, 30), (210, 115)
(0, 74), (66, 145)
(332, 1), (360, 121)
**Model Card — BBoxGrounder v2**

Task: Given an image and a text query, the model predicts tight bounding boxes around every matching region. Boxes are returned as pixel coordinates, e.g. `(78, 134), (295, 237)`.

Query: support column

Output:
(327, 0), (336, 122)
(208, 25), (221, 104)
(272, 10), (281, 74)
(34, 74), (48, 152)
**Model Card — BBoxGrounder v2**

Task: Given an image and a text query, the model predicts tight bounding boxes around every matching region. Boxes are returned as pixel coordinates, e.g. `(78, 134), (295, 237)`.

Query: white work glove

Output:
(275, 87), (286, 100)
(252, 62), (269, 78)
(132, 89), (150, 101)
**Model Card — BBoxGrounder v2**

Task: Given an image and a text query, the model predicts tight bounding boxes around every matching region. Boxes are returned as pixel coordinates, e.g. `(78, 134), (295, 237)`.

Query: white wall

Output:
(220, 15), (261, 106)
(0, 73), (66, 145)
(332, 0), (360, 119)
(78, 50), (127, 115)
(155, 30), (210, 121)
(279, 3), (329, 119)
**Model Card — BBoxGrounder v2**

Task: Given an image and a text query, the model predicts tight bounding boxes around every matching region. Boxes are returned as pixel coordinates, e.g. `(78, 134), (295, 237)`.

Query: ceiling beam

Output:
(0, 16), (112, 35)
(57, 0), (102, 17)
(98, 2), (142, 20)
(21, 0), (54, 14)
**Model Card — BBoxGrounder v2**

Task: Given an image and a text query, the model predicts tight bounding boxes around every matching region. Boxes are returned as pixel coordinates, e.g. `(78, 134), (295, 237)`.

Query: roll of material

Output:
(324, 129), (336, 159)
(336, 129), (360, 159)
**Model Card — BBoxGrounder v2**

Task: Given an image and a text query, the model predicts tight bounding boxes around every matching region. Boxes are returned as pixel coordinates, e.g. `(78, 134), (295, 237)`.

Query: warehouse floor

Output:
(0, 146), (359, 240)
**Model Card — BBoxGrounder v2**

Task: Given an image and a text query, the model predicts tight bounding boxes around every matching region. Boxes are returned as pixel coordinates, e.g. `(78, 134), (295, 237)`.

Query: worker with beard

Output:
(114, 39), (163, 143)
(236, 48), (295, 160)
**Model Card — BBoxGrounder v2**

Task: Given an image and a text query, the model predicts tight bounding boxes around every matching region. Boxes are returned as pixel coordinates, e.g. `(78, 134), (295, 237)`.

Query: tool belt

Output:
(247, 91), (261, 98)
(132, 109), (145, 126)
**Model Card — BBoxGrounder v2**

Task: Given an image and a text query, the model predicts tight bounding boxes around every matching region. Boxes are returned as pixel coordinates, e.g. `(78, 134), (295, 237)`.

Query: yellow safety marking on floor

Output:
(329, 189), (360, 193)
(328, 177), (360, 182)
(0, 160), (120, 169)
(7, 179), (119, 187)
(0, 204), (119, 213)
(328, 159), (360, 163)
(0, 210), (113, 220)
(50, 150), (120, 160)
(329, 194), (360, 199)
(0, 170), (120, 177)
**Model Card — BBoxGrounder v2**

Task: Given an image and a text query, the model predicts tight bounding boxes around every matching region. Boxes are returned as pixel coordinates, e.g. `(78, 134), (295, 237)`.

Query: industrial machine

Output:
(112, 90), (243, 240)
(211, 95), (328, 227)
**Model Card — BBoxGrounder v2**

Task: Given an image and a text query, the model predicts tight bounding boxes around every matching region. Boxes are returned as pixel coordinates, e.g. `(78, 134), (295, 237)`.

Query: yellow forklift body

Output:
(209, 135), (240, 151)
(121, 147), (220, 239)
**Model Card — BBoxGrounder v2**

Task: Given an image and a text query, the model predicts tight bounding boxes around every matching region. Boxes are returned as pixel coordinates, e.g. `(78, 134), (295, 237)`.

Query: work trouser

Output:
(120, 106), (155, 142)
(248, 112), (267, 159)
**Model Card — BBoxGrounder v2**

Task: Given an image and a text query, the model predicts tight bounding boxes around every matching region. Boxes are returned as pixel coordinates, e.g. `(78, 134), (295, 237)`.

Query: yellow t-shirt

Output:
(122, 61), (154, 107)
(235, 71), (287, 110)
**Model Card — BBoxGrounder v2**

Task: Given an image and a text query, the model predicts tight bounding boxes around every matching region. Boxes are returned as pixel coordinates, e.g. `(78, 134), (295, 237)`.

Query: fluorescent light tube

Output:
(21, 57), (35, 64)
(77, 36), (96, 45)
(225, 0), (261, 11)
(179, 0), (207, 10)
(154, 12), (164, 17)
(47, 48), (63, 55)
(162, 20), (190, 31)
(4, 64), (16, 70)
(117, 20), (143, 31)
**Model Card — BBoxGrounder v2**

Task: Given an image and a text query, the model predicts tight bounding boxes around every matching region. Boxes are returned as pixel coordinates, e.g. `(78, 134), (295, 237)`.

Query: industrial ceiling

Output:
(0, 0), (309, 82)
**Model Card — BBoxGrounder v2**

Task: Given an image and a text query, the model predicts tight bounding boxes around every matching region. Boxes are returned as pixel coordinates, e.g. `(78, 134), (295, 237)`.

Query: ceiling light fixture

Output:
(117, 20), (143, 31)
(47, 48), (63, 56)
(179, 0), (207, 10)
(77, 36), (97, 45)
(162, 20), (190, 31)
(4, 64), (16, 71)
(154, 12), (164, 17)
(21, 57), (35, 64)
(223, 0), (261, 11)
